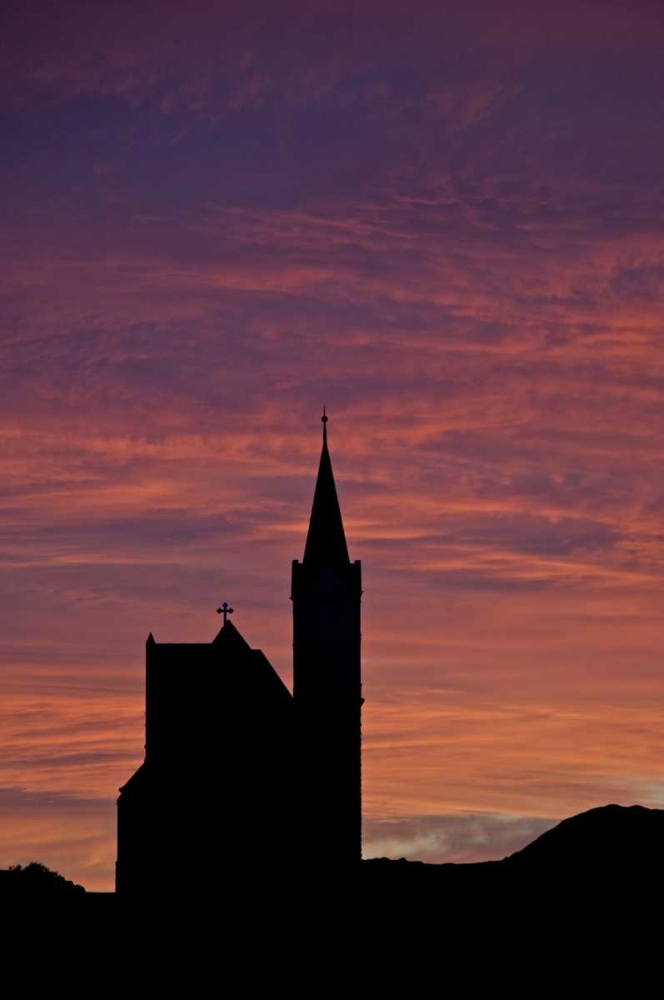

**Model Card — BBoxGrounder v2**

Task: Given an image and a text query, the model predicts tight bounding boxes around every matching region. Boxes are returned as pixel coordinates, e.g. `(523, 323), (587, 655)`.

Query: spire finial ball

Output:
(322, 407), (328, 425)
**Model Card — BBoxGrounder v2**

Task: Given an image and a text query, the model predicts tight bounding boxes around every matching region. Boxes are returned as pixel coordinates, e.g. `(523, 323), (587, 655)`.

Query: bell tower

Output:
(291, 412), (363, 865)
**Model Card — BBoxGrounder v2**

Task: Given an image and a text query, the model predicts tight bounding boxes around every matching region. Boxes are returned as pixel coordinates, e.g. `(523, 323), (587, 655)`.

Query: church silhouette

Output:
(116, 414), (362, 894)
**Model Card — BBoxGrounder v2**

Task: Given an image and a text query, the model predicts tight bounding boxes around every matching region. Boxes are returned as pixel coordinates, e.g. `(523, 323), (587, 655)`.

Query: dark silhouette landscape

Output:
(4, 802), (661, 986)
(364, 802), (664, 913)
(2, 421), (661, 981)
(368, 802), (664, 880)
(6, 801), (662, 901)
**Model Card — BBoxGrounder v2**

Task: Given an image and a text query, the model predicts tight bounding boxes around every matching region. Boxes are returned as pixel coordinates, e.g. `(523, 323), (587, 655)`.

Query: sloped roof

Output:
(212, 619), (293, 707)
(211, 617), (252, 652)
(119, 761), (148, 796)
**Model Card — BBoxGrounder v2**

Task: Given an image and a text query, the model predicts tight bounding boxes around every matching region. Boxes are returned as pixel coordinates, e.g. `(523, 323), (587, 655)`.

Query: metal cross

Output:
(217, 602), (234, 624)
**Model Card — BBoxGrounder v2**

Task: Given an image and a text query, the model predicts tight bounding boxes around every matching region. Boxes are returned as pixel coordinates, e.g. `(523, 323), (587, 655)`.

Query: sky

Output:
(1, 0), (664, 890)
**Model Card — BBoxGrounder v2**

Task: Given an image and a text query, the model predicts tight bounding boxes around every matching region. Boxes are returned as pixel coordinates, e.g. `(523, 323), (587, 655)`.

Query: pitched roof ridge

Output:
(212, 617), (252, 648)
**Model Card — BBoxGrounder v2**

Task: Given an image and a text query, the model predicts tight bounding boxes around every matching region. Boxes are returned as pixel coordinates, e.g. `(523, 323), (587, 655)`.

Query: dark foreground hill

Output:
(363, 803), (664, 927)
(507, 802), (664, 872)
(0, 861), (85, 897)
(359, 803), (664, 979)
(6, 804), (663, 978)
(365, 802), (664, 885)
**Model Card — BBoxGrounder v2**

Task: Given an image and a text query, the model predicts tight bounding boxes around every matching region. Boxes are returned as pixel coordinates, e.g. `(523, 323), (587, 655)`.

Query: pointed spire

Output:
(303, 411), (350, 566)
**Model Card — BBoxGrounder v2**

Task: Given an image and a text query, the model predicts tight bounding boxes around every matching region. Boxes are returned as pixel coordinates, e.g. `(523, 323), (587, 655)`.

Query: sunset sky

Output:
(2, 1), (664, 890)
